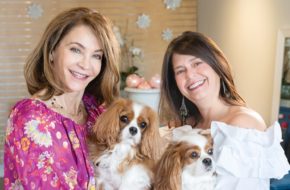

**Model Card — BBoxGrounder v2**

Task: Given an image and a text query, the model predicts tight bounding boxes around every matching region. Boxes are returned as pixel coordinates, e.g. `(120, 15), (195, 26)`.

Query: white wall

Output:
(197, 0), (290, 125)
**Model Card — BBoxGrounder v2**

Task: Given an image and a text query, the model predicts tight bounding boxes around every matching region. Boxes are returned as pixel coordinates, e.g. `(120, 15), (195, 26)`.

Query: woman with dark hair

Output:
(159, 31), (290, 189)
(4, 7), (120, 189)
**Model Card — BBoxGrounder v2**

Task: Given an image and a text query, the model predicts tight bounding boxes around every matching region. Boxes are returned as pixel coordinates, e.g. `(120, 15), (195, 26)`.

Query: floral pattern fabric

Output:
(4, 94), (104, 190)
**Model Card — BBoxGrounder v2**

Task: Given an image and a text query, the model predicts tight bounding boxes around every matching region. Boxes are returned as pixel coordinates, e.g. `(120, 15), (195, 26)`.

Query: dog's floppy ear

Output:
(140, 106), (163, 160)
(91, 98), (127, 148)
(154, 142), (184, 190)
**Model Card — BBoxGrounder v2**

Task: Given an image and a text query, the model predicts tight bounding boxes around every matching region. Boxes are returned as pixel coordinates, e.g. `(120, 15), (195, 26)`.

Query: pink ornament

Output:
(137, 80), (152, 89)
(149, 74), (161, 88)
(126, 74), (142, 88)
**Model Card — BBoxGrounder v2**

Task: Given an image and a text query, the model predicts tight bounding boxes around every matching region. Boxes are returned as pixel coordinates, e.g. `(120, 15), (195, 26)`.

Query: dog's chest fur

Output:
(182, 173), (216, 190)
(95, 142), (136, 188)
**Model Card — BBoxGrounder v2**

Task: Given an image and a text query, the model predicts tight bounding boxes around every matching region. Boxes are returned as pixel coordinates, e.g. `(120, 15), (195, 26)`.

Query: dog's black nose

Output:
(129, 127), (138, 136)
(202, 158), (212, 167)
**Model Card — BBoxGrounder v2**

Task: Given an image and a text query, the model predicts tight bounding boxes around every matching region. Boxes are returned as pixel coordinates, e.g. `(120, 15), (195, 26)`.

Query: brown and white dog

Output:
(88, 98), (163, 190)
(154, 125), (216, 190)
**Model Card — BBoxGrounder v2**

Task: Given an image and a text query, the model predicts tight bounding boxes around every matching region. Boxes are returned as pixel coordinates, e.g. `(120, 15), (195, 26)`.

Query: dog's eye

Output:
(207, 148), (213, 155)
(140, 122), (147, 129)
(190, 151), (199, 158)
(120, 115), (129, 123)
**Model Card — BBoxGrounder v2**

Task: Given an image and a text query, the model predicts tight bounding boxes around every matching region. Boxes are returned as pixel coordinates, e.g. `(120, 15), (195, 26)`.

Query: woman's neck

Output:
(33, 89), (87, 124)
(195, 97), (231, 129)
(50, 91), (87, 124)
(53, 92), (84, 114)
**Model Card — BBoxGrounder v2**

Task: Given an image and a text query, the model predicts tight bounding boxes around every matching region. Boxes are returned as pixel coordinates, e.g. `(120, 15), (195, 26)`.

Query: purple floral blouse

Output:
(4, 94), (104, 190)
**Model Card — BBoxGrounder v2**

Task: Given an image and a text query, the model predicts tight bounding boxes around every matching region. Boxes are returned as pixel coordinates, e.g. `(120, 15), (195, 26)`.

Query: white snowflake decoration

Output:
(27, 3), (43, 19)
(164, 0), (182, 10)
(136, 14), (151, 29)
(162, 28), (173, 41)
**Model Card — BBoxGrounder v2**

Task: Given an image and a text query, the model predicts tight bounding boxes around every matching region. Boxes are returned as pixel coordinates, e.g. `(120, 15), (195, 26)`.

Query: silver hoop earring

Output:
(179, 96), (188, 125)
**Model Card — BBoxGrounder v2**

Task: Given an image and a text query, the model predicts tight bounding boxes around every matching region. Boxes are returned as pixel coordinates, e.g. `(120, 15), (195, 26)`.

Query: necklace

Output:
(50, 97), (84, 117)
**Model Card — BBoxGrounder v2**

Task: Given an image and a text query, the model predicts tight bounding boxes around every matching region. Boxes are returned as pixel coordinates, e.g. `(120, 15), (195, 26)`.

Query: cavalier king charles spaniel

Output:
(154, 125), (216, 190)
(88, 98), (163, 190)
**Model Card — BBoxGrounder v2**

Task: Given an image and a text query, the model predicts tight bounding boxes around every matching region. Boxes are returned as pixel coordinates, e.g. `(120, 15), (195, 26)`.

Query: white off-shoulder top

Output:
(211, 121), (290, 190)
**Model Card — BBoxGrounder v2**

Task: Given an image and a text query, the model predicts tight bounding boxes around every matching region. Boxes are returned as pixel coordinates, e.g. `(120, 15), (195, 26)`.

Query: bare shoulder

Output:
(226, 106), (267, 131)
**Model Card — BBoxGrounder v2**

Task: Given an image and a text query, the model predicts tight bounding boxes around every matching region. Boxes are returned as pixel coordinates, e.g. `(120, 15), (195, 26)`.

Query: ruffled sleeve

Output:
(211, 121), (290, 189)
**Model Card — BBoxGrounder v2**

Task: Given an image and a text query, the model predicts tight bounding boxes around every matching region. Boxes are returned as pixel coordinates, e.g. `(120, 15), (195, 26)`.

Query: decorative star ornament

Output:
(162, 28), (173, 41)
(164, 0), (182, 10)
(136, 14), (151, 29)
(27, 3), (43, 19)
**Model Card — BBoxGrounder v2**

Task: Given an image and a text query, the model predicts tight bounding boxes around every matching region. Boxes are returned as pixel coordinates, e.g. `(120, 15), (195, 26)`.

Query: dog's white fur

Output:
(181, 130), (216, 190)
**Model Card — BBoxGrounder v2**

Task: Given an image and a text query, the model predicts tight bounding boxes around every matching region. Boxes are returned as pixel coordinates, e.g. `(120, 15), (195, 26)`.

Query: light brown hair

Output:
(159, 31), (245, 126)
(24, 7), (120, 105)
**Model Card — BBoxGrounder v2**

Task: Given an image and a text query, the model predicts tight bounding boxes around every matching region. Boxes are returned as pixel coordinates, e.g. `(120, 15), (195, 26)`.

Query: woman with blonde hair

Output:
(4, 7), (120, 189)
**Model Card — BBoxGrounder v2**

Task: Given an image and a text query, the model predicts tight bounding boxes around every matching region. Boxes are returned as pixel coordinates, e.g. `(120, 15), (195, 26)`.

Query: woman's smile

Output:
(188, 78), (206, 91)
(69, 70), (89, 80)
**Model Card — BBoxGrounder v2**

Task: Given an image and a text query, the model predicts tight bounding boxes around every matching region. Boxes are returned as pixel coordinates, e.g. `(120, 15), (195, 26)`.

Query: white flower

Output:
(113, 26), (125, 47)
(37, 151), (54, 174)
(27, 3), (43, 19)
(162, 28), (173, 41)
(136, 14), (151, 29)
(37, 161), (44, 169)
(129, 47), (142, 56)
(24, 120), (52, 147)
(164, 0), (182, 10)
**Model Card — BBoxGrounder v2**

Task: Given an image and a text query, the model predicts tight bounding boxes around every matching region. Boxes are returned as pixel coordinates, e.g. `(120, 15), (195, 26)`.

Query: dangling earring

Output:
(222, 80), (230, 98)
(49, 53), (54, 63)
(179, 96), (188, 125)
